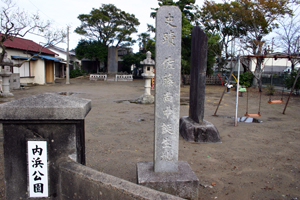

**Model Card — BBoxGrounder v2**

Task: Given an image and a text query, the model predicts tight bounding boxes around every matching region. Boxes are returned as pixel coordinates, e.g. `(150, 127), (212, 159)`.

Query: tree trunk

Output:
(252, 57), (263, 89)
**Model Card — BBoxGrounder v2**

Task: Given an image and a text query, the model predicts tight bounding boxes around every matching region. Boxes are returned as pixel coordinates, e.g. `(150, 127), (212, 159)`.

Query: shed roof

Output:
(1, 33), (57, 56)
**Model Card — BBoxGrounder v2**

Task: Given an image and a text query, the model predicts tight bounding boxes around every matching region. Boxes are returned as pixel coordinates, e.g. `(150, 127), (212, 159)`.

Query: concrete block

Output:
(180, 116), (221, 143)
(0, 93), (91, 120)
(137, 161), (199, 200)
(60, 160), (184, 200)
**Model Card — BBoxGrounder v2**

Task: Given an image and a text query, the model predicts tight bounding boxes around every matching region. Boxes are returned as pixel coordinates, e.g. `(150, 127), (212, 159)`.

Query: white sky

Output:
(14, 0), (205, 53)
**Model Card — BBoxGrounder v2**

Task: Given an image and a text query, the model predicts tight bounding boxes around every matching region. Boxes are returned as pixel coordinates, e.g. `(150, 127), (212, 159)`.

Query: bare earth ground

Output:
(0, 77), (299, 200)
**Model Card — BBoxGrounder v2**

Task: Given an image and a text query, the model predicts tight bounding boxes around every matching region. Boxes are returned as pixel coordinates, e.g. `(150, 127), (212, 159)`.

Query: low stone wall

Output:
(116, 74), (133, 81)
(90, 74), (107, 81)
(59, 160), (183, 200)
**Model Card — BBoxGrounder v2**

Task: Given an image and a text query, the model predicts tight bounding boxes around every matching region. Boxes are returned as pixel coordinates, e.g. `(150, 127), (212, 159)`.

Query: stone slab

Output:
(137, 161), (199, 200)
(0, 93), (91, 120)
(180, 116), (221, 143)
(189, 26), (208, 124)
(131, 94), (154, 104)
(60, 160), (184, 200)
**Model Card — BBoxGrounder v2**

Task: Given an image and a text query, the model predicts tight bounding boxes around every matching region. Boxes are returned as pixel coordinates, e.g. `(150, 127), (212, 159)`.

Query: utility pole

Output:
(66, 26), (70, 84)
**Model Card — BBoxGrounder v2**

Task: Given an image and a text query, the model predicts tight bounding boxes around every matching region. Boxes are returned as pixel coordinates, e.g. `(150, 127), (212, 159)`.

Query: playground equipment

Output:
(268, 88), (285, 103)
(213, 67), (235, 116)
(267, 57), (286, 104)
(216, 73), (224, 86)
(245, 89), (262, 117)
(283, 68), (300, 114)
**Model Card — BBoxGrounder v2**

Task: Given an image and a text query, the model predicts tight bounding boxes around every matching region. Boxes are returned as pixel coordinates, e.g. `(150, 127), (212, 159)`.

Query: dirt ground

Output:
(0, 77), (299, 200)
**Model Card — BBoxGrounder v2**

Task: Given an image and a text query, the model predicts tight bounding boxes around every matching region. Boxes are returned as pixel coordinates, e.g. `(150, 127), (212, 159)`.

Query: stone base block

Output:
(0, 92), (14, 98)
(131, 94), (154, 104)
(180, 116), (221, 143)
(137, 161), (199, 200)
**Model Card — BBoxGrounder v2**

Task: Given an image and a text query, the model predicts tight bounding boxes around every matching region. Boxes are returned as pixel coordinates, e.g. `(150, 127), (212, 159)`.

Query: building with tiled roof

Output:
(1, 34), (60, 85)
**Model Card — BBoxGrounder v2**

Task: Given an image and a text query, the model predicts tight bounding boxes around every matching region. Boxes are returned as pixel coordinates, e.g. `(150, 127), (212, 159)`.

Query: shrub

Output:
(266, 84), (275, 95)
(70, 68), (85, 78)
(284, 69), (300, 95)
(239, 71), (253, 88)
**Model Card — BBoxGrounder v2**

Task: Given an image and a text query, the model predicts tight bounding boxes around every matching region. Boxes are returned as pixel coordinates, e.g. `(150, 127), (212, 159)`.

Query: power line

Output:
(24, 0), (64, 27)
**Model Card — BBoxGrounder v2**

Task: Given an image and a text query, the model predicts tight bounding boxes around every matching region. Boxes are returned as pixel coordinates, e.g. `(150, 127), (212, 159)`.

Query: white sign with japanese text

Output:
(27, 141), (48, 197)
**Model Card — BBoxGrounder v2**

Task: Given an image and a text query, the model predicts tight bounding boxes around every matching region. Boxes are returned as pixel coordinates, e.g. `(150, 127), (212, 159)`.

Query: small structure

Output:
(0, 53), (14, 97)
(1, 33), (59, 85)
(132, 51), (155, 104)
(47, 46), (81, 78)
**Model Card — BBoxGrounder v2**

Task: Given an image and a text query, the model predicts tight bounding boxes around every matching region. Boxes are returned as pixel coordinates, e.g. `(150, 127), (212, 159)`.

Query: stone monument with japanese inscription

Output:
(179, 26), (221, 143)
(136, 6), (199, 200)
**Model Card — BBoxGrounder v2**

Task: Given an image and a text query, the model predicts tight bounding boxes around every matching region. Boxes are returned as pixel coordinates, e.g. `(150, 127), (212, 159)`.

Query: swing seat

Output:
(268, 100), (285, 104)
(245, 113), (262, 117)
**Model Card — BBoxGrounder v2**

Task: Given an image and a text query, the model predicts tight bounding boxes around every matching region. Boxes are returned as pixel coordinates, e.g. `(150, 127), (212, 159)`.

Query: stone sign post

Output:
(107, 46), (118, 81)
(180, 26), (220, 143)
(137, 6), (199, 200)
(0, 93), (91, 199)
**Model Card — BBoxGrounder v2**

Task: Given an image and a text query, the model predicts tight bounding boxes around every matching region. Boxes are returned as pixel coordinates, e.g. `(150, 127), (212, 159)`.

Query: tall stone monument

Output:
(179, 26), (221, 143)
(107, 46), (118, 81)
(137, 6), (199, 200)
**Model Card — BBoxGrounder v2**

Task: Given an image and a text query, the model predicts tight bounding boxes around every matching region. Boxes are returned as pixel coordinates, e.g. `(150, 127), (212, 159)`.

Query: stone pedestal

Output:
(0, 93), (91, 199)
(180, 116), (221, 143)
(137, 161), (199, 200)
(0, 72), (14, 97)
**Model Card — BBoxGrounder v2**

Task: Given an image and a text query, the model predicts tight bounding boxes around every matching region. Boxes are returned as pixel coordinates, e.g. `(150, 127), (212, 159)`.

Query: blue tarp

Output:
(37, 55), (60, 62)
(11, 56), (38, 61)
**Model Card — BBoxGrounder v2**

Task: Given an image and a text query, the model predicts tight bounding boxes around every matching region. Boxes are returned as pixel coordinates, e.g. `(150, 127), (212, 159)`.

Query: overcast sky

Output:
(14, 0), (206, 53)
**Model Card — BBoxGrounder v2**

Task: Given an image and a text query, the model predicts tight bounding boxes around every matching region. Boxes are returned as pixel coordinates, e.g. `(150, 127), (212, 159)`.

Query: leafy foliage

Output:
(284, 69), (300, 94)
(198, 1), (246, 61)
(75, 4), (140, 47)
(75, 39), (107, 61)
(266, 84), (275, 95)
(122, 52), (147, 75)
(239, 71), (253, 88)
(70, 68), (86, 78)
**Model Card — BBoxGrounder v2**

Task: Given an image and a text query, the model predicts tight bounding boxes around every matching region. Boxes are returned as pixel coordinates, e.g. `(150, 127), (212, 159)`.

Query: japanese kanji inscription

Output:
(28, 141), (48, 197)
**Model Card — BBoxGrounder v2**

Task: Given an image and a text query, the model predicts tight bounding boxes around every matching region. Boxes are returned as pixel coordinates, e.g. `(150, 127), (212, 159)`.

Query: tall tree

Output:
(237, 0), (293, 90)
(75, 4), (140, 48)
(276, 6), (300, 71)
(198, 1), (246, 64)
(0, 0), (65, 66)
(137, 32), (150, 53)
(75, 39), (107, 61)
